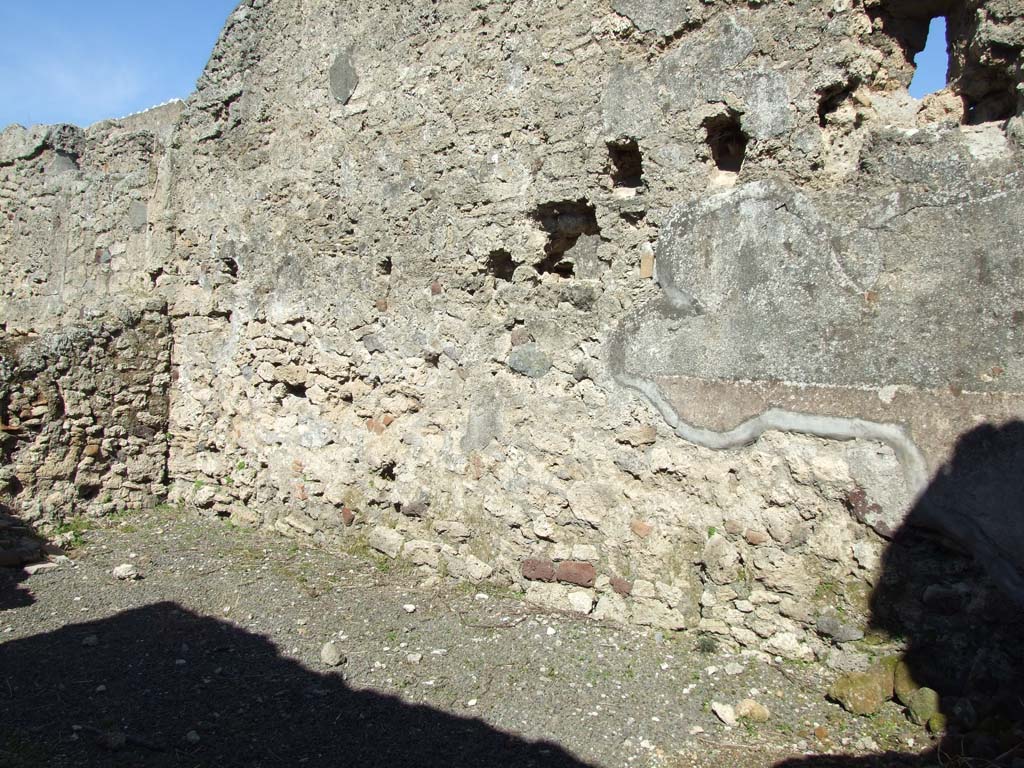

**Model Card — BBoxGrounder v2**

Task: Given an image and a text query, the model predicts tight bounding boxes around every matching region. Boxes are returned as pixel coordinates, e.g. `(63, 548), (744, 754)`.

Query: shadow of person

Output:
(0, 600), (598, 768)
(777, 421), (1024, 768)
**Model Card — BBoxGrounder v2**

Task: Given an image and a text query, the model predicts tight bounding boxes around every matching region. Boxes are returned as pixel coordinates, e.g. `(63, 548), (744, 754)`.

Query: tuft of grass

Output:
(696, 633), (719, 654)
(52, 517), (94, 549)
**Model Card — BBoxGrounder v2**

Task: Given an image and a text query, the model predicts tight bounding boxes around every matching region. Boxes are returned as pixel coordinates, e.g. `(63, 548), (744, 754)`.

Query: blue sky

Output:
(0, 1), (238, 128)
(909, 17), (949, 99)
(1, 4), (950, 130)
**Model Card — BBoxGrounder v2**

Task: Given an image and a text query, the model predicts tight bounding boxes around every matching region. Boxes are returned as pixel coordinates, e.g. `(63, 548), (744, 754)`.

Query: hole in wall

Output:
(4, 475), (24, 497)
(867, 2), (1019, 124)
(222, 255), (239, 279)
(377, 254), (393, 276)
(284, 382), (308, 399)
(485, 249), (519, 281)
(963, 68), (1019, 125)
(818, 79), (860, 127)
(531, 200), (600, 279)
(607, 138), (644, 188)
(909, 16), (950, 99)
(77, 484), (101, 501)
(704, 112), (748, 174)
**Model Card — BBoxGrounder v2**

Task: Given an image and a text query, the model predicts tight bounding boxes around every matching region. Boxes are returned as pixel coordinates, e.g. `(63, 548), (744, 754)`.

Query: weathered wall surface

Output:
(1, 0), (1022, 657)
(0, 109), (176, 547)
(0, 102), (180, 328)
(0, 305), (171, 522)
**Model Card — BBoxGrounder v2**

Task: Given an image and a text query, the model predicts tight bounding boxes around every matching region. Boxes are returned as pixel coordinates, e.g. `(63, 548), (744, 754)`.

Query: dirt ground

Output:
(1, 507), (942, 767)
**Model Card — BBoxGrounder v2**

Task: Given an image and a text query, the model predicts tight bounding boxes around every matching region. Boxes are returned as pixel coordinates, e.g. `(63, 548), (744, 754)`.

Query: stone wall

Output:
(0, 304), (171, 525)
(1, 0), (1022, 656)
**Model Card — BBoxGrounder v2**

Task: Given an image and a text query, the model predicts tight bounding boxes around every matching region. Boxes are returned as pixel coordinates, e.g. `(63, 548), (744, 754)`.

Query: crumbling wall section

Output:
(0, 304), (171, 524)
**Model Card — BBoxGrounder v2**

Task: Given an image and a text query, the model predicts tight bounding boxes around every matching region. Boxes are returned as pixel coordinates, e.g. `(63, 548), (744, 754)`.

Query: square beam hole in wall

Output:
(703, 112), (748, 174)
(531, 200), (600, 278)
(607, 138), (644, 188)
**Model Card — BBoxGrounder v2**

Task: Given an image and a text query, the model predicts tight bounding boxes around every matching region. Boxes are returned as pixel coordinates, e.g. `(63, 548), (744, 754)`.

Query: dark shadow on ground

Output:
(777, 421), (1024, 768)
(0, 600), (598, 768)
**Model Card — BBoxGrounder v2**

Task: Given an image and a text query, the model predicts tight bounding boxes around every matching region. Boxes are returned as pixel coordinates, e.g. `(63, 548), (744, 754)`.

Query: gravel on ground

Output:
(1, 507), (936, 767)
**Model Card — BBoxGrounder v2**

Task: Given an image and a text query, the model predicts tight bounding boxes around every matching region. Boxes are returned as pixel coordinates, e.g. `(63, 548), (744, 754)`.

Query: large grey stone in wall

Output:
(329, 48), (358, 105)
(0, 125), (49, 165)
(508, 344), (552, 379)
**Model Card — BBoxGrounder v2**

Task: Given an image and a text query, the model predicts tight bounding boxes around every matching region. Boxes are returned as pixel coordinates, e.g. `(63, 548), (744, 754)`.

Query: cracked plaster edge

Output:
(609, 358), (931, 502)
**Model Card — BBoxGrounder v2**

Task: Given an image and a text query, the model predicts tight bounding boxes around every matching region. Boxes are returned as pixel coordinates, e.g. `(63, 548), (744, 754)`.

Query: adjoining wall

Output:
(1, 0), (1022, 658)
(0, 304), (171, 524)
(0, 105), (177, 533)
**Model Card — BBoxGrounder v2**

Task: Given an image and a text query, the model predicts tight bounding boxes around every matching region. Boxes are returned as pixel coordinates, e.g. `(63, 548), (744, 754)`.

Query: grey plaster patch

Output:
(329, 48), (358, 105)
(608, 132), (1024, 590)
(604, 15), (763, 133)
(621, 174), (1024, 395)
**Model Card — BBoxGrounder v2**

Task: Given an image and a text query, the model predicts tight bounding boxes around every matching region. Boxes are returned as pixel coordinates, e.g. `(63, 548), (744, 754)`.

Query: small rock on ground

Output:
(320, 640), (347, 667)
(736, 699), (771, 723)
(712, 701), (737, 727)
(112, 563), (140, 580)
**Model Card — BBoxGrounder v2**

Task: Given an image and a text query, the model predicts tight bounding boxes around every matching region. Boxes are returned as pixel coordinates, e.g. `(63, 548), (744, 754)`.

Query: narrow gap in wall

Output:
(7, 475), (24, 497)
(485, 249), (519, 281)
(50, 387), (66, 419)
(221, 255), (239, 279)
(377, 254), (393, 276)
(607, 138), (644, 188)
(909, 16), (950, 99)
(531, 200), (600, 279)
(704, 112), (748, 173)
